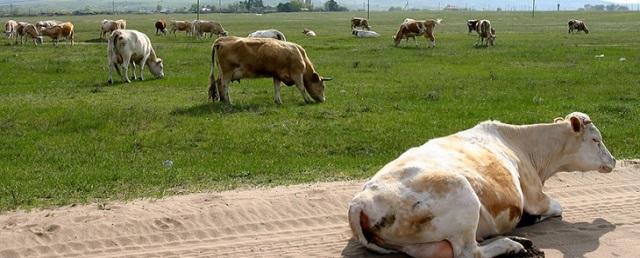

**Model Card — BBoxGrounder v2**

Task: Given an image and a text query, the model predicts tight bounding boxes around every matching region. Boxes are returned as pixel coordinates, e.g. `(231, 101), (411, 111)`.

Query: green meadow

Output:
(0, 11), (638, 211)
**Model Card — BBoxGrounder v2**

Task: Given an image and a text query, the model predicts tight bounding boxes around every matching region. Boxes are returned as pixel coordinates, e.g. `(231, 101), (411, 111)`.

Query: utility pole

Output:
(112, 0), (115, 15)
(532, 0), (536, 17)
(367, 0), (369, 19)
(197, 0), (200, 20)
(219, 0), (222, 14)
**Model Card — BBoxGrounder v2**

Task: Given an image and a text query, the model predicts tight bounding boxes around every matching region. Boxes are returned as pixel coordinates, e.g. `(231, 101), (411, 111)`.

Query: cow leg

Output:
(427, 34), (436, 48)
(273, 78), (283, 104)
(122, 56), (132, 83)
(219, 72), (233, 104)
(293, 74), (312, 103)
(130, 62), (137, 81)
(139, 58), (148, 81)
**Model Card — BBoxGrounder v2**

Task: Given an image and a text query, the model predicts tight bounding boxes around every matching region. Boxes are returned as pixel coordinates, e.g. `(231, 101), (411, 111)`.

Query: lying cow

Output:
(40, 22), (74, 46)
(352, 29), (380, 38)
(351, 17), (370, 31)
(169, 20), (192, 36)
(4, 20), (17, 38)
(193, 20), (227, 39)
(209, 36), (331, 104)
(349, 112), (615, 258)
(467, 19), (479, 33)
(107, 30), (164, 84)
(393, 18), (441, 48)
(155, 19), (167, 35)
(35, 20), (62, 30)
(101, 19), (127, 39)
(568, 19), (589, 34)
(247, 29), (287, 41)
(475, 19), (496, 46)
(302, 28), (316, 37)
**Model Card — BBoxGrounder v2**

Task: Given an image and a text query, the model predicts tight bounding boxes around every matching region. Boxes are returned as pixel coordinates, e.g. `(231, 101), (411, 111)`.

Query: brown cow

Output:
(209, 36), (331, 104)
(351, 17), (370, 31)
(568, 19), (589, 34)
(101, 19), (127, 39)
(40, 22), (75, 46)
(475, 19), (496, 46)
(193, 20), (227, 39)
(155, 19), (167, 35)
(169, 20), (192, 36)
(393, 18), (441, 48)
(21, 24), (42, 45)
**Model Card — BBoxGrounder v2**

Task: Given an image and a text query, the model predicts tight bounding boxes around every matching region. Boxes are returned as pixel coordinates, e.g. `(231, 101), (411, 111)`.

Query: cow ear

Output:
(311, 73), (321, 82)
(553, 117), (564, 123)
(569, 116), (582, 133)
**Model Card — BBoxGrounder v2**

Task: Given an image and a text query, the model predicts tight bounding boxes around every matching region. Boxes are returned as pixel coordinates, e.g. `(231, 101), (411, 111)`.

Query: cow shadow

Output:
(85, 38), (106, 43)
(340, 218), (615, 258)
(170, 102), (276, 116)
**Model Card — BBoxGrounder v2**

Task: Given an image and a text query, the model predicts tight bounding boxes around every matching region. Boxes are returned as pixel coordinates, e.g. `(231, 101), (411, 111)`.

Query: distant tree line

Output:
(579, 4), (630, 11)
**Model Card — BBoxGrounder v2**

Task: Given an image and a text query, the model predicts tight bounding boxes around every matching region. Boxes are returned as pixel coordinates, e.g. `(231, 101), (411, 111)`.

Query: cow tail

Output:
(278, 31), (287, 42)
(208, 43), (218, 101)
(435, 19), (442, 25)
(348, 199), (395, 254)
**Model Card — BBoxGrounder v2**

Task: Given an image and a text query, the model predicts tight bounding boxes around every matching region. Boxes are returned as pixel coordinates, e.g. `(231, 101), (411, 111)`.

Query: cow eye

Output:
(592, 138), (600, 143)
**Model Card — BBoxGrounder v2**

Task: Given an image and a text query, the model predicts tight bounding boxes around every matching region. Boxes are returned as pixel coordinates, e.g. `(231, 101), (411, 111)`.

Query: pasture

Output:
(0, 11), (638, 211)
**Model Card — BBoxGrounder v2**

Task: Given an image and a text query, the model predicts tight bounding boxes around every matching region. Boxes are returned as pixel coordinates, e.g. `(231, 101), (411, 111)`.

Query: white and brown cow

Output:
(169, 20), (192, 36)
(40, 22), (74, 46)
(393, 18), (441, 48)
(209, 36), (331, 104)
(107, 30), (164, 84)
(35, 20), (62, 30)
(475, 19), (496, 46)
(349, 112), (615, 258)
(14, 22), (30, 44)
(247, 29), (287, 41)
(302, 28), (316, 37)
(193, 20), (227, 39)
(20, 24), (43, 45)
(5, 20), (18, 39)
(155, 19), (167, 35)
(467, 19), (479, 33)
(351, 17), (370, 31)
(568, 19), (589, 34)
(101, 19), (127, 39)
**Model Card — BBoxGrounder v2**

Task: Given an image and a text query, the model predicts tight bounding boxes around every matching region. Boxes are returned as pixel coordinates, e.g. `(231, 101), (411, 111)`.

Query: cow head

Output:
(305, 72), (329, 102)
(148, 58), (165, 79)
(556, 112), (615, 173)
(489, 28), (496, 45)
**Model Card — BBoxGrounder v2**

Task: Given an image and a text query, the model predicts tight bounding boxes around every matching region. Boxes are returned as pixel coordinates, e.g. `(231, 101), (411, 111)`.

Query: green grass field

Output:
(1, 11), (638, 211)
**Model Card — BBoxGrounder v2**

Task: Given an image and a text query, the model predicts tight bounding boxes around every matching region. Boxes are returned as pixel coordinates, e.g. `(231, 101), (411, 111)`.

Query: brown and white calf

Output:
(40, 22), (74, 46)
(5, 20), (18, 39)
(351, 17), (370, 31)
(101, 19), (127, 39)
(568, 20), (589, 34)
(393, 18), (441, 48)
(209, 36), (331, 104)
(169, 20), (192, 36)
(475, 20), (496, 46)
(349, 112), (615, 258)
(467, 19), (479, 33)
(107, 30), (164, 84)
(155, 19), (167, 35)
(193, 20), (227, 39)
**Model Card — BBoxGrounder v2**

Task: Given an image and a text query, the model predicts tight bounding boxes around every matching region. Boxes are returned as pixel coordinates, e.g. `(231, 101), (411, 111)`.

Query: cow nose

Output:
(599, 165), (614, 173)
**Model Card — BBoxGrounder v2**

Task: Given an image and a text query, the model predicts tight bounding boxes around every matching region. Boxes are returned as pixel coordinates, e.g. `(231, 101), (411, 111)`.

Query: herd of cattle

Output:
(3, 16), (590, 104)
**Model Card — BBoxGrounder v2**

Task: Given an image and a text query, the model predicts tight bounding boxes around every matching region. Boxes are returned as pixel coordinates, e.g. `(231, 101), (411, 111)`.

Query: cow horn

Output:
(322, 77), (333, 81)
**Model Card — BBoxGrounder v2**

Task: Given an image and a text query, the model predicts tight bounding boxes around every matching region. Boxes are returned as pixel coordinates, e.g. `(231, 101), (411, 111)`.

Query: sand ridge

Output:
(1, 160), (639, 257)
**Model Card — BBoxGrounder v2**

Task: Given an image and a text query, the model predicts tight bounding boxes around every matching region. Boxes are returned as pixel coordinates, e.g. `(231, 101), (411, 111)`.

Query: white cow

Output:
(5, 20), (18, 38)
(302, 28), (316, 37)
(107, 30), (164, 84)
(349, 112), (615, 258)
(247, 29), (287, 41)
(352, 29), (380, 38)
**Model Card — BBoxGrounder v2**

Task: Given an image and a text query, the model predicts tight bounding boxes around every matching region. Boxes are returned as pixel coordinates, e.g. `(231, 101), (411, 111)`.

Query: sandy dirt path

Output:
(1, 161), (639, 258)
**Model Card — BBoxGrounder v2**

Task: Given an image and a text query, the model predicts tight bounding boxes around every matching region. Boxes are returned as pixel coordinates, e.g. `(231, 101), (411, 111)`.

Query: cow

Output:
(348, 112), (615, 258)
(4, 20), (18, 39)
(35, 20), (62, 30)
(393, 18), (441, 48)
(568, 19), (589, 34)
(475, 20), (496, 46)
(247, 29), (287, 41)
(21, 24), (43, 45)
(101, 19), (127, 39)
(40, 22), (75, 46)
(208, 36), (331, 105)
(351, 17), (370, 31)
(169, 20), (192, 36)
(107, 30), (164, 84)
(467, 19), (479, 33)
(14, 22), (29, 44)
(302, 28), (316, 37)
(352, 29), (380, 38)
(155, 19), (167, 35)
(193, 20), (227, 39)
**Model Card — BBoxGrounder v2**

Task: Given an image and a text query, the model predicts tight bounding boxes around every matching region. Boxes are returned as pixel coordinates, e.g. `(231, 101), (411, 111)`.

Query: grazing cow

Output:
(40, 22), (75, 46)
(209, 36), (331, 104)
(568, 19), (589, 34)
(35, 20), (62, 30)
(467, 19), (479, 33)
(101, 19), (127, 39)
(21, 24), (43, 45)
(155, 19), (167, 35)
(349, 112), (615, 258)
(14, 22), (29, 44)
(302, 28), (316, 37)
(247, 29), (287, 41)
(169, 20), (192, 36)
(393, 18), (441, 48)
(351, 17), (370, 31)
(193, 20), (227, 39)
(107, 30), (164, 84)
(4, 20), (18, 38)
(475, 20), (496, 46)
(352, 29), (380, 38)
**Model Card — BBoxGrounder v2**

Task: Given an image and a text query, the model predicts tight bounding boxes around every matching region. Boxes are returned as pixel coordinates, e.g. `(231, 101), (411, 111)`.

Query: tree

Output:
(189, 3), (198, 13)
(277, 0), (304, 12)
(324, 0), (348, 11)
(156, 4), (162, 13)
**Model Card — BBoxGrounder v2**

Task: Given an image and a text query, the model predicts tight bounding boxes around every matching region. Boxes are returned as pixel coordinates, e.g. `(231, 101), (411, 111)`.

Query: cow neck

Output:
(147, 48), (158, 63)
(492, 122), (572, 183)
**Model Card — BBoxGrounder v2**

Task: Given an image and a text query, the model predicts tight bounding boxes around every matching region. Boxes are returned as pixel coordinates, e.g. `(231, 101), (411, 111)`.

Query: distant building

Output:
(305, 0), (312, 6)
